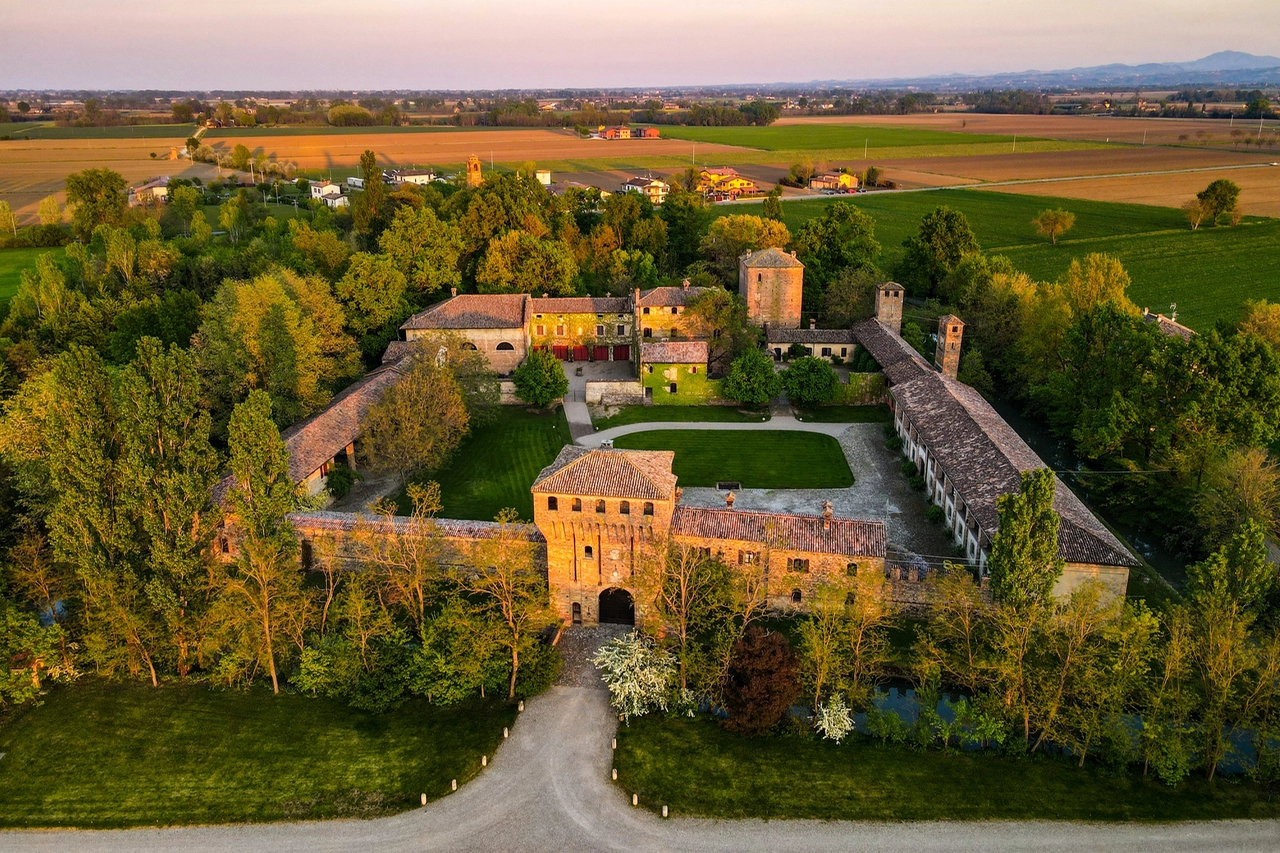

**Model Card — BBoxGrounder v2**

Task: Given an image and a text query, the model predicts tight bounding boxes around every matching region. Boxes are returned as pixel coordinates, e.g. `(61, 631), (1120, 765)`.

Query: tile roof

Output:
(740, 247), (803, 269)
(637, 284), (709, 307)
(1143, 310), (1195, 342)
(768, 328), (857, 344)
(289, 510), (545, 544)
(853, 318), (932, 381)
(672, 506), (886, 558)
(892, 370), (1137, 568)
(641, 340), (708, 364)
(531, 296), (632, 314)
(532, 446), (678, 500)
(401, 294), (530, 331)
(381, 339), (413, 364)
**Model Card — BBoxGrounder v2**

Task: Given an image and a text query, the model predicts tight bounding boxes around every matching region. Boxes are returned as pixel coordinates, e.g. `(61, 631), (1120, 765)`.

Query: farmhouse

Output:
(809, 172), (858, 191)
(767, 323), (856, 362)
(128, 176), (170, 206)
(622, 176), (669, 205)
(697, 167), (758, 198)
(400, 291), (530, 375)
(639, 340), (714, 404)
(1142, 307), (1196, 341)
(530, 295), (634, 362)
(309, 180), (342, 201)
(636, 281), (711, 340)
(384, 168), (436, 185)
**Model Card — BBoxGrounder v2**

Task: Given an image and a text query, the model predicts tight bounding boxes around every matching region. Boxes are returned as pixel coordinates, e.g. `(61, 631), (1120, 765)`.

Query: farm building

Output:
(128, 176), (170, 206)
(810, 172), (858, 191)
(384, 168), (436, 185)
(636, 281), (712, 341)
(767, 323), (856, 362)
(399, 291), (530, 375)
(622, 176), (669, 205)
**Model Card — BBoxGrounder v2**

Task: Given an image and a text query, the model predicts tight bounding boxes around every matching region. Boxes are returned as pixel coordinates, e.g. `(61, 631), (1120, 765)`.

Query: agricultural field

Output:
(729, 189), (1280, 330)
(206, 125), (476, 137)
(0, 123), (194, 140)
(654, 123), (1023, 150)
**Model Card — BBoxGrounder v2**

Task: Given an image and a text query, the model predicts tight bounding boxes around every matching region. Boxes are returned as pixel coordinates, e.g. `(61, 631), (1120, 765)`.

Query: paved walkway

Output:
(5, 629), (1276, 852)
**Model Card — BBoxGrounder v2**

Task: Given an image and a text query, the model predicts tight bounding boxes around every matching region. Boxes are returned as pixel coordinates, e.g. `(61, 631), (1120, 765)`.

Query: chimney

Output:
(450, 287), (457, 298)
(543, 292), (549, 298)
(790, 250), (797, 258)
(725, 491), (735, 510)
(682, 279), (690, 289)
(935, 314), (965, 380)
(809, 317), (816, 330)
(874, 283), (903, 336)
(822, 500), (833, 530)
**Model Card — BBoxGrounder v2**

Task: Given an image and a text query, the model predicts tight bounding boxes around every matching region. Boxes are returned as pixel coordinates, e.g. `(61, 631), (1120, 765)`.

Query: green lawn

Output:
(395, 406), (571, 522)
(0, 246), (56, 308)
(655, 124), (1023, 151)
(794, 404), (891, 423)
(616, 714), (1280, 821)
(729, 189), (1280, 331)
(612, 430), (853, 488)
(592, 405), (770, 429)
(0, 124), (194, 139)
(0, 679), (515, 828)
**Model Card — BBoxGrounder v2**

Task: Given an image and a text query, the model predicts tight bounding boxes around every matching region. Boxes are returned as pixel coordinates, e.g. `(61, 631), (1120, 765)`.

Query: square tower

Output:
(935, 314), (964, 379)
(739, 247), (803, 329)
(874, 282), (904, 335)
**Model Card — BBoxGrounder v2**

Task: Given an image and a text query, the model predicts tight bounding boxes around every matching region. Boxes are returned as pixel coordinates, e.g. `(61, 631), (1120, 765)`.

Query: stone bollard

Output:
(420, 793), (427, 806)
(503, 727), (509, 738)
(611, 738), (617, 750)
(482, 755), (487, 767)
(632, 794), (638, 807)
(518, 700), (524, 712)
(451, 779), (457, 791)
(662, 805), (669, 818)
(612, 768), (617, 780)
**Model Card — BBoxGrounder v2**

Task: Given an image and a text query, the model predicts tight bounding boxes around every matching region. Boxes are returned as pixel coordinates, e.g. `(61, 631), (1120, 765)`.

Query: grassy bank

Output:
(612, 429), (853, 488)
(0, 679), (515, 828)
(395, 406), (571, 522)
(616, 714), (1280, 822)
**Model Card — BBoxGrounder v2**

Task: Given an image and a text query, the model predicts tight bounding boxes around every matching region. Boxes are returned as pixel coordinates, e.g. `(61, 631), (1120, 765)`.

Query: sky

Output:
(1, 0), (1278, 90)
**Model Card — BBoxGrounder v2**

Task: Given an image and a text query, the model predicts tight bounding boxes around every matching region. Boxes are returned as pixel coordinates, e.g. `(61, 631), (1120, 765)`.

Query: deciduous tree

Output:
(64, 168), (127, 240)
(360, 356), (470, 482)
(512, 348), (568, 407)
(722, 346), (781, 406)
(988, 468), (1064, 608)
(1032, 208), (1076, 244)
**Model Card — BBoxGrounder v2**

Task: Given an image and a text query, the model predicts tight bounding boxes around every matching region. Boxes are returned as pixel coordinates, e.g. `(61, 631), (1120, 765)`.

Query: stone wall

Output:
(740, 265), (803, 329)
(404, 325), (526, 376)
(585, 379), (645, 406)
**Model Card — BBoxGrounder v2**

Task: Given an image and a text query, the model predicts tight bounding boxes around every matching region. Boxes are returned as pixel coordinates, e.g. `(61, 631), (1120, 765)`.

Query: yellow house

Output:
(697, 167), (757, 197)
(810, 172), (858, 191)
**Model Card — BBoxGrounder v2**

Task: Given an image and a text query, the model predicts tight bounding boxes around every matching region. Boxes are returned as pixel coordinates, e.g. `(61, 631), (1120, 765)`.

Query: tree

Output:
(792, 201), (881, 291)
(0, 200), (15, 236)
(1182, 197), (1207, 230)
(64, 168), (127, 240)
(212, 391), (311, 694)
(658, 189), (713, 274)
(0, 597), (71, 707)
(698, 215), (791, 286)
(721, 625), (801, 736)
(335, 252), (408, 338)
(1239, 299), (1280, 351)
(1032, 208), (1076, 245)
(360, 356), (470, 482)
(797, 582), (853, 709)
(171, 102), (194, 123)
(780, 356), (837, 406)
(897, 206), (980, 296)
(822, 266), (881, 328)
(722, 347), (781, 406)
(476, 231), (578, 296)
(636, 544), (733, 690)
(682, 287), (759, 374)
(167, 185), (200, 236)
(863, 166), (882, 188)
(511, 348), (568, 407)
(1197, 179), (1241, 225)
(36, 196), (62, 227)
(378, 205), (463, 298)
(761, 188), (782, 222)
(988, 468), (1064, 608)
(351, 149), (390, 246)
(1058, 253), (1137, 318)
(592, 630), (677, 721)
(455, 509), (553, 700)
(230, 144), (252, 171)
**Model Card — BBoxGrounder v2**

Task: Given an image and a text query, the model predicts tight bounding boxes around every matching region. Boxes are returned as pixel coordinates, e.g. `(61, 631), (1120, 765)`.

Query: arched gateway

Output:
(598, 588), (635, 625)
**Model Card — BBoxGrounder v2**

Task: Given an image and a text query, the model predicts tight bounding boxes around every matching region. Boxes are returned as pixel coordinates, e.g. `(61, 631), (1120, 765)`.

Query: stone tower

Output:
(738, 247), (803, 329)
(466, 155), (483, 188)
(935, 314), (964, 379)
(874, 283), (904, 335)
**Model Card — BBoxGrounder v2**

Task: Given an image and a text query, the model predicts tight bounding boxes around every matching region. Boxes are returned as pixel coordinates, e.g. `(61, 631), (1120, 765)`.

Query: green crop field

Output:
(654, 124), (1022, 151)
(0, 124), (194, 139)
(728, 189), (1280, 331)
(206, 125), (475, 137)
(395, 406), (571, 522)
(612, 429), (853, 489)
(0, 246), (55, 308)
(0, 679), (514, 828)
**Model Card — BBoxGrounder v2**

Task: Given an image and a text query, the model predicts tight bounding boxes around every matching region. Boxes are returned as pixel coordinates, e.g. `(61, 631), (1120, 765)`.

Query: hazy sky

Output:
(2, 0), (1278, 90)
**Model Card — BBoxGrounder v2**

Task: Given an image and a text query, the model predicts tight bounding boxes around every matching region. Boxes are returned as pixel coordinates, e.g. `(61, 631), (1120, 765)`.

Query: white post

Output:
(420, 793), (427, 806)
(451, 779), (457, 791)
(611, 738), (617, 750)
(482, 755), (487, 767)
(663, 805), (669, 818)
(864, 138), (868, 159)
(612, 768), (617, 780)
(632, 794), (638, 806)
(503, 727), (509, 738)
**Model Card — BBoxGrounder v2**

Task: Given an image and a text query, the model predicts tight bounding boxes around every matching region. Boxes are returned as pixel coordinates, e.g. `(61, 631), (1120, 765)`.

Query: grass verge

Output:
(395, 406), (571, 522)
(615, 714), (1280, 821)
(612, 429), (853, 488)
(591, 404), (770, 430)
(0, 679), (515, 828)
(793, 404), (891, 423)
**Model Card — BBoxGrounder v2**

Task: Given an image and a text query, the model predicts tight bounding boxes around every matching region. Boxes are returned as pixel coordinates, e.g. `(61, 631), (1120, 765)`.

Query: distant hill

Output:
(788, 51), (1280, 91)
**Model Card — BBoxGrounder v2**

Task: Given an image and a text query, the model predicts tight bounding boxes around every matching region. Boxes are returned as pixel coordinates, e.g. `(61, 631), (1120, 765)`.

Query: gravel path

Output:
(3, 632), (1276, 852)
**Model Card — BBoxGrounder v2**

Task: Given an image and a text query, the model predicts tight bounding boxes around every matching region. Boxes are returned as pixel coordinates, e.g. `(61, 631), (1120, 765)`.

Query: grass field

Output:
(591, 405), (769, 429)
(655, 124), (1022, 151)
(395, 406), (571, 522)
(793, 404), (892, 423)
(0, 679), (515, 828)
(615, 714), (1280, 821)
(0, 124), (195, 139)
(611, 430), (853, 488)
(730, 189), (1280, 330)
(0, 246), (54, 307)
(206, 125), (468, 137)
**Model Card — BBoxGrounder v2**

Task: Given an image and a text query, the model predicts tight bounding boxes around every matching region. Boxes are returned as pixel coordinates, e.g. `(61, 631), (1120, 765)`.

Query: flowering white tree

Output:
(592, 630), (676, 722)
(815, 693), (855, 743)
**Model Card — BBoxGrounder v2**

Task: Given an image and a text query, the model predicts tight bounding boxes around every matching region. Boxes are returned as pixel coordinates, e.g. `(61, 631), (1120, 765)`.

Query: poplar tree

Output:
(988, 468), (1064, 607)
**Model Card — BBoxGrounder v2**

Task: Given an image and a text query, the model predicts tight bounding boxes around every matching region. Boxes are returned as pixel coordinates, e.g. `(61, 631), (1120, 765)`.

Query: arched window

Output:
(461, 342), (478, 350)
(547, 496), (558, 511)
(572, 602), (582, 625)
(757, 273), (763, 282)
(585, 546), (594, 559)
(496, 341), (515, 351)
(572, 498), (582, 512)
(643, 502), (654, 516)
(596, 499), (606, 513)
(619, 500), (631, 515)
(791, 589), (803, 604)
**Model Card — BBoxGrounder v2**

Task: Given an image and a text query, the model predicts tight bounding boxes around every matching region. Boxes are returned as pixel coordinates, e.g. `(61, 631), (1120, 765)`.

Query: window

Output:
(821, 347), (832, 357)
(572, 602), (582, 625)
(616, 324), (626, 336)
(669, 383), (678, 394)
(584, 546), (594, 559)
(496, 341), (515, 351)
(571, 498), (582, 512)
(596, 499), (606, 513)
(301, 540), (313, 570)
(535, 314), (543, 319)
(556, 324), (565, 336)
(791, 589), (803, 604)
(645, 364), (653, 374)
(643, 502), (654, 516)
(738, 550), (759, 565)
(846, 562), (859, 576)
(757, 273), (763, 282)
(596, 314), (603, 319)
(788, 558), (810, 573)
(643, 306), (650, 315)
(619, 500), (630, 515)
(672, 306), (679, 315)
(690, 366), (697, 374)
(643, 328), (652, 338)
(595, 324), (605, 336)
(462, 342), (478, 350)
(841, 347), (848, 357)
(535, 324), (545, 336)
(548, 496), (558, 511)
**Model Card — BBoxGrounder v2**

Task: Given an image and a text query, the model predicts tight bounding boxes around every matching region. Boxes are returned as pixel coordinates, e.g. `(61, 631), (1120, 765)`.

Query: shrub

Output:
(326, 465), (363, 499)
(901, 460), (918, 477)
(909, 475), (926, 491)
(722, 625), (801, 737)
(515, 638), (563, 698)
(925, 504), (945, 524)
(592, 630), (675, 722)
(722, 347), (781, 406)
(815, 693), (855, 743)
(885, 435), (904, 451)
(512, 349), (568, 407)
(780, 356), (837, 407)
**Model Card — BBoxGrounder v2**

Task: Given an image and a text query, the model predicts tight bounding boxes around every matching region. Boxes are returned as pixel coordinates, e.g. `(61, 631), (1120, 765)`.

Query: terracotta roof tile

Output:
(768, 328), (856, 344)
(531, 446), (678, 500)
(672, 505), (885, 558)
(531, 296), (632, 314)
(1143, 310), (1195, 342)
(638, 285), (710, 307)
(289, 510), (545, 544)
(401, 294), (529, 331)
(641, 340), (708, 364)
(853, 318), (932, 376)
(740, 247), (803, 269)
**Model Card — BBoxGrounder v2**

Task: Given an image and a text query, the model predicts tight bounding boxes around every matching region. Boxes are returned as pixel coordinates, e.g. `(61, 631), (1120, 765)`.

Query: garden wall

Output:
(835, 371), (888, 405)
(585, 379), (645, 406)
